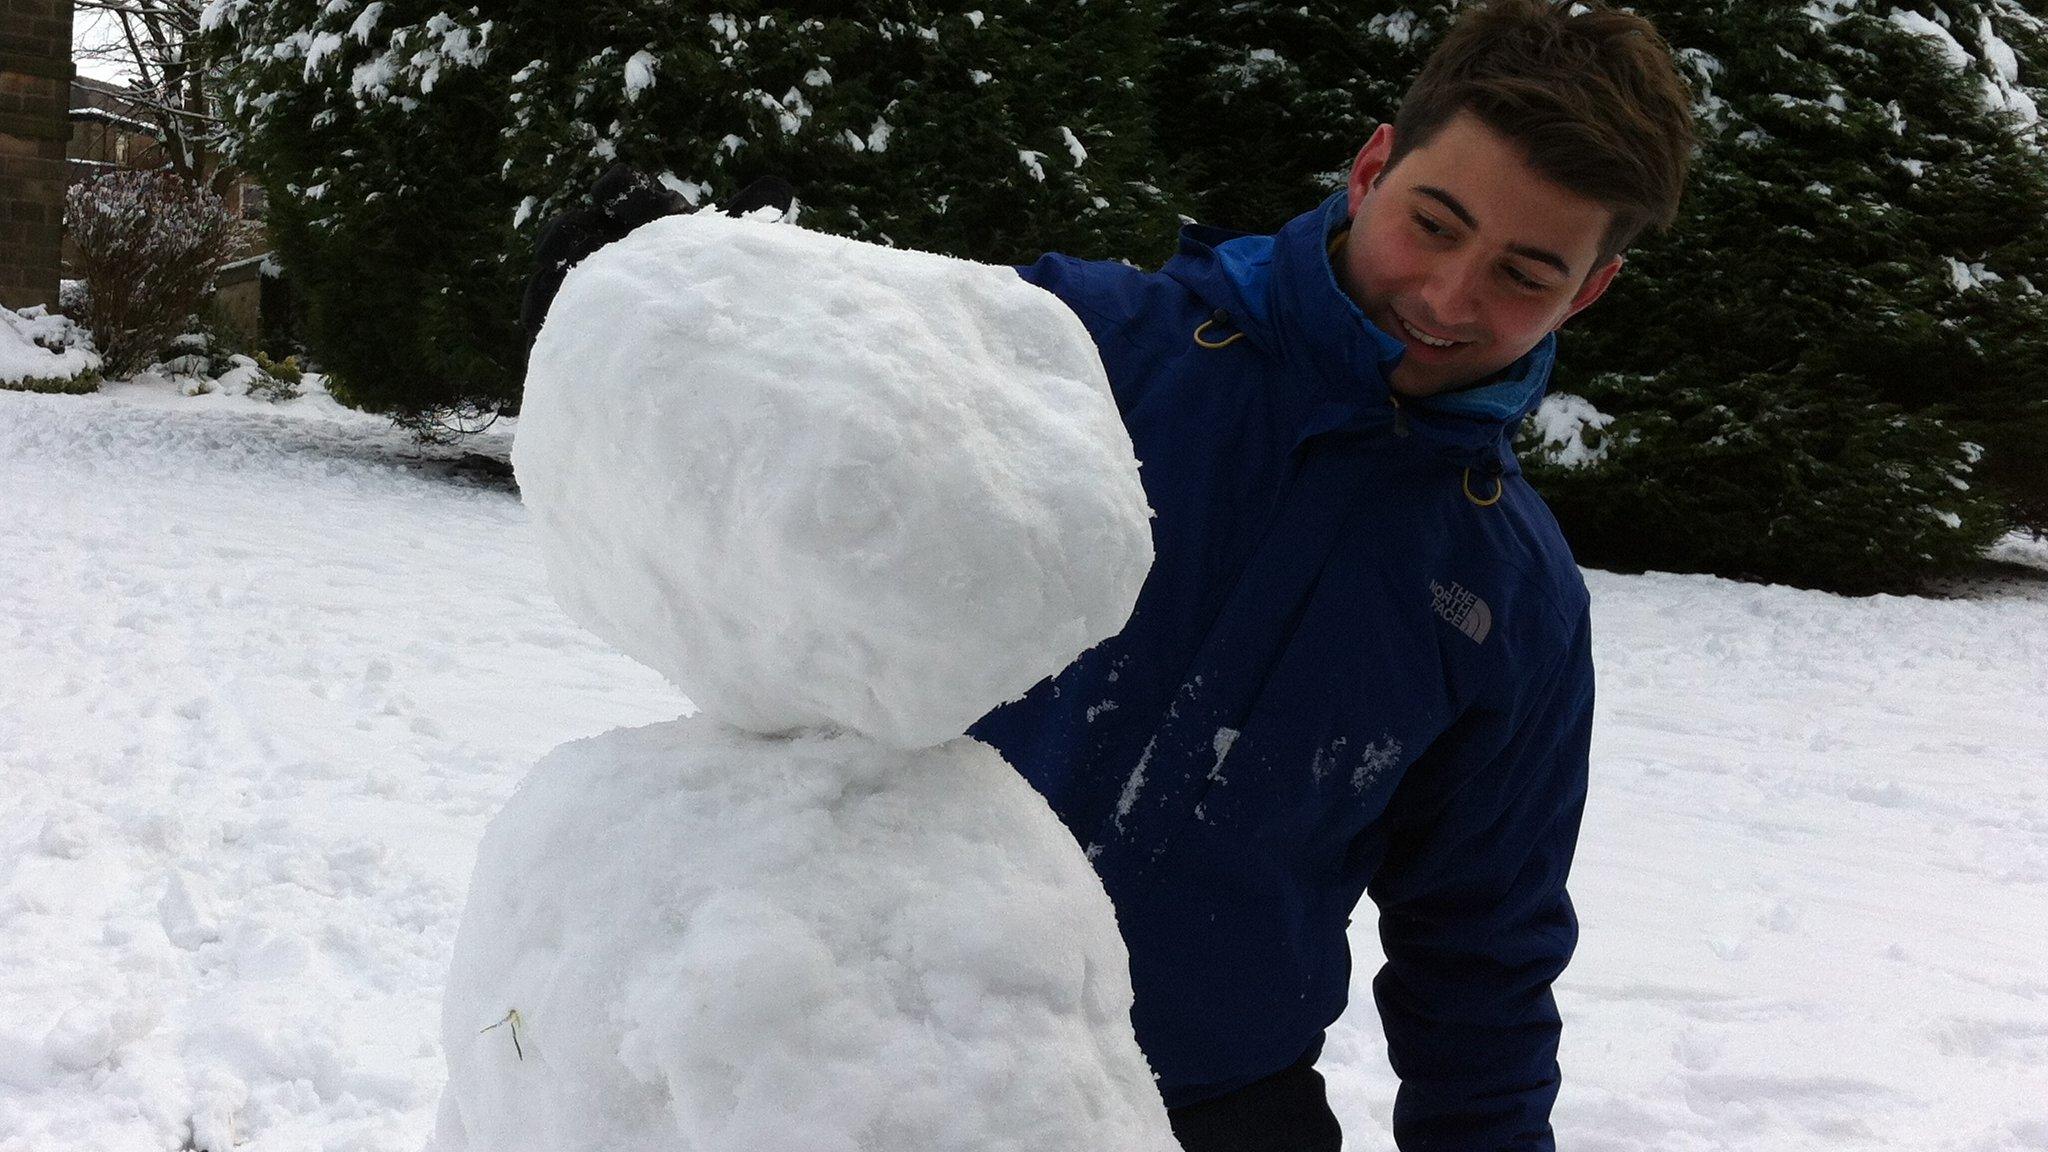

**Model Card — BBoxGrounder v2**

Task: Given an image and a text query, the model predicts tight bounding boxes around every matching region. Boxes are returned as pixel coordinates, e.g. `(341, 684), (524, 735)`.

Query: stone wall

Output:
(212, 257), (264, 343)
(0, 0), (75, 312)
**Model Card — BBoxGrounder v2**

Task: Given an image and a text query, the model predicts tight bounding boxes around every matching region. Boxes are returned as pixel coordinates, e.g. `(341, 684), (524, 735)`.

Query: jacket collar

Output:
(1161, 190), (1557, 469)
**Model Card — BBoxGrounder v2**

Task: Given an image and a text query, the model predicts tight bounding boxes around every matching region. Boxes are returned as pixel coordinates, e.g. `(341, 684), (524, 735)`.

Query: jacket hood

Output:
(1161, 190), (1556, 469)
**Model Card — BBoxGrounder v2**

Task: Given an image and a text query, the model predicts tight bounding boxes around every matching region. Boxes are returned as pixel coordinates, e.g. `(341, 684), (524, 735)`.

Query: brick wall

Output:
(1, 0), (76, 312)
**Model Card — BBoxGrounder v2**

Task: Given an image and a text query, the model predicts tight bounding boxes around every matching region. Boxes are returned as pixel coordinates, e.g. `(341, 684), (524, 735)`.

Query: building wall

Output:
(212, 258), (265, 343)
(69, 76), (173, 177)
(0, 0), (75, 312)
(70, 112), (173, 175)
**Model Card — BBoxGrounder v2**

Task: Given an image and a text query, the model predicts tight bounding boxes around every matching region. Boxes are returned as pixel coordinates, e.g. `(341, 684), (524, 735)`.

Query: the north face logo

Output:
(1430, 579), (1492, 644)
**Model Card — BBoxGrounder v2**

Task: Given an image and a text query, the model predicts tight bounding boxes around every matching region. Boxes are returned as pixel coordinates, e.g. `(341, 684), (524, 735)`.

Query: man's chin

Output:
(1387, 365), (1455, 399)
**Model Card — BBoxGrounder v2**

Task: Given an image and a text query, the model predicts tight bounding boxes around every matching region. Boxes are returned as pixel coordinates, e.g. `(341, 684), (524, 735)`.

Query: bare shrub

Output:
(64, 170), (237, 376)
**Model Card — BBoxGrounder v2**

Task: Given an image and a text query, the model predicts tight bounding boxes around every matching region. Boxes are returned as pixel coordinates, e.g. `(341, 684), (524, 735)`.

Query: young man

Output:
(967, 2), (1694, 1149)
(521, 3), (1689, 1145)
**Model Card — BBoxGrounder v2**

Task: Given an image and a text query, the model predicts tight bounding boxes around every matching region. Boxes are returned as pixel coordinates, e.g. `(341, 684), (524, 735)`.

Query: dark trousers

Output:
(1166, 1044), (1344, 1152)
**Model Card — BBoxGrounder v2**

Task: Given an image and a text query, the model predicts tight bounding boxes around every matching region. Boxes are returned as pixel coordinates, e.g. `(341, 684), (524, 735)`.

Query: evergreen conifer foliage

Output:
(202, 1), (521, 420)
(1154, 3), (1448, 233)
(495, 4), (1172, 265)
(204, 1), (1176, 421)
(1524, 0), (2048, 591)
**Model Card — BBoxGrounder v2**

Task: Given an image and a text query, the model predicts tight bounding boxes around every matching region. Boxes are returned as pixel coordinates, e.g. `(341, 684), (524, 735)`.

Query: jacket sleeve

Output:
(1013, 253), (1166, 417)
(1365, 607), (1595, 1151)
(1014, 252), (1123, 347)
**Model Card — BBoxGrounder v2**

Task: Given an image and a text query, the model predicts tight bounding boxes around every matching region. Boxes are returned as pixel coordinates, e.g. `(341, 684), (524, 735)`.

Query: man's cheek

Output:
(1492, 300), (1556, 344)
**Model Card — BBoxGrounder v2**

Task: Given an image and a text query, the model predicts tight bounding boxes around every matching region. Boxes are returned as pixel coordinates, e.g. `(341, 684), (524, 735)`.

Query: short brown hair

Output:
(1389, 0), (1695, 261)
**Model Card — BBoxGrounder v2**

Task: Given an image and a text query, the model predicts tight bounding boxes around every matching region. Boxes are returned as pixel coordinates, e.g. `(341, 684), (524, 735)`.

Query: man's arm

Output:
(1366, 609), (1595, 1151)
(1013, 252), (1178, 419)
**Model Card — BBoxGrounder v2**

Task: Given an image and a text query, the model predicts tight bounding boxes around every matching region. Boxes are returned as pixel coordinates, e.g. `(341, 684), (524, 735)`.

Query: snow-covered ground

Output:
(2, 387), (2045, 1151)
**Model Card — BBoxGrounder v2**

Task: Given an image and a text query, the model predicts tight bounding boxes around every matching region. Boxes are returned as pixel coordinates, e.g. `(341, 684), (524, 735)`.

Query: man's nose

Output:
(1417, 255), (1485, 331)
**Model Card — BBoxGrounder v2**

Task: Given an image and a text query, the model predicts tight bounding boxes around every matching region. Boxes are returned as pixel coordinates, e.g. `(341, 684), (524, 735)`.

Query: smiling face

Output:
(1337, 112), (1624, 398)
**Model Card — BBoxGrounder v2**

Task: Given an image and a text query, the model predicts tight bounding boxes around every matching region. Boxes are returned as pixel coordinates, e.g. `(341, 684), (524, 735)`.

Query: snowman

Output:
(430, 208), (1179, 1152)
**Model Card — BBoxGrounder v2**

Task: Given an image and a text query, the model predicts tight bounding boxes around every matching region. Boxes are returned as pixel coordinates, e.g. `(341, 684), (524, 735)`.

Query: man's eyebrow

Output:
(1413, 185), (1575, 278)
(1506, 243), (1572, 278)
(1414, 185), (1478, 231)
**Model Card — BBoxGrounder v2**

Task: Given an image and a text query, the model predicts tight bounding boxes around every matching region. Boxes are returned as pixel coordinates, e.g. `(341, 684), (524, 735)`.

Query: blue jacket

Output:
(970, 191), (1595, 1151)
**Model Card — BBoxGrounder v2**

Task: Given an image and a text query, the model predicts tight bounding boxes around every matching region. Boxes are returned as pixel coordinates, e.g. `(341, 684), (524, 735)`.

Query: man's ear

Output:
(1558, 256), (1624, 328)
(1346, 124), (1398, 217)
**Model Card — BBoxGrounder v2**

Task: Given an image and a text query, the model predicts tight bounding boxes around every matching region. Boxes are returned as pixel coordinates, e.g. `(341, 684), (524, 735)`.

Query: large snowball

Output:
(433, 720), (1179, 1152)
(515, 214), (1153, 748)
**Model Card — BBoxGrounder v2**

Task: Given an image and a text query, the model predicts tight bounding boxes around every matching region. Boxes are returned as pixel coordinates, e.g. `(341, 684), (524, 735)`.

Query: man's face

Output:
(1337, 112), (1623, 398)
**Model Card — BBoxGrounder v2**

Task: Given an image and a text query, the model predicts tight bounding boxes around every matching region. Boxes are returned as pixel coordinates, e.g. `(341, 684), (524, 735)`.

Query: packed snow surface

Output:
(518, 211), (1152, 748)
(3, 389), (2046, 1151)
(435, 722), (1174, 1152)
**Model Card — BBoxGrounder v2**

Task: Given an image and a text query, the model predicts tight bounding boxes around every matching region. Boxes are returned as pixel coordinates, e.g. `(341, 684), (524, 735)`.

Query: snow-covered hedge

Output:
(64, 171), (238, 377)
(194, 0), (2048, 591)
(1528, 0), (2044, 592)
(200, 0), (1174, 421)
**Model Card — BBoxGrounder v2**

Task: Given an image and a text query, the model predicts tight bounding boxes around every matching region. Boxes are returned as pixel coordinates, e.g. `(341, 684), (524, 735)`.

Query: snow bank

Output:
(436, 721), (1176, 1152)
(515, 211), (1152, 748)
(0, 306), (99, 387)
(1989, 529), (2048, 572)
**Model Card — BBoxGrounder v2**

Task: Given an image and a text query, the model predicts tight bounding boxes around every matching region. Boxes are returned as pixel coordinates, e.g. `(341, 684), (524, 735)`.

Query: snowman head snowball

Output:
(513, 210), (1155, 747)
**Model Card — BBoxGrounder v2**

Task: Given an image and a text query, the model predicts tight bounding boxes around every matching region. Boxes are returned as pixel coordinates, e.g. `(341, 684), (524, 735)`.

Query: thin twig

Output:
(480, 1008), (525, 1060)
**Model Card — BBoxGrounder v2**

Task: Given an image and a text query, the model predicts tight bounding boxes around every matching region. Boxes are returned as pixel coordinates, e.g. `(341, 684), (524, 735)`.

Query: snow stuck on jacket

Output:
(437, 213), (1172, 1150)
(515, 210), (1153, 749)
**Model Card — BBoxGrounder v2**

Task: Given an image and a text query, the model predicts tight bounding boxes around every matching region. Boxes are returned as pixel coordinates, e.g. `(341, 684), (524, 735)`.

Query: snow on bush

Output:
(1523, 391), (1616, 469)
(433, 214), (1171, 1152)
(0, 305), (101, 392)
(64, 170), (238, 376)
(514, 211), (1154, 749)
(178, 352), (304, 402)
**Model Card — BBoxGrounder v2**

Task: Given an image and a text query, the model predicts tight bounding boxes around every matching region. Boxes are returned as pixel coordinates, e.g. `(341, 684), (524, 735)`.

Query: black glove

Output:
(520, 166), (796, 348)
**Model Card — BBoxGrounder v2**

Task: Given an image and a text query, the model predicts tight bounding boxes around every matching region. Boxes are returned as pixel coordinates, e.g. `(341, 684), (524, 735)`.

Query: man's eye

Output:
(1412, 213), (1448, 237)
(1504, 266), (1547, 290)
